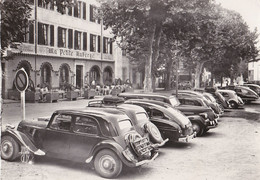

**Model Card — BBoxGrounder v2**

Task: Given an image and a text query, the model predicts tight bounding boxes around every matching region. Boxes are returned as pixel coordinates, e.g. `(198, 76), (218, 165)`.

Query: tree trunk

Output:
(151, 24), (163, 91)
(194, 62), (205, 88)
(165, 60), (173, 90)
(143, 24), (156, 92)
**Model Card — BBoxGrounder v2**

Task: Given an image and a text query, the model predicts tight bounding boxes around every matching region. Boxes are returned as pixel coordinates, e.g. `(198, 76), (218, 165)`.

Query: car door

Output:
(42, 113), (72, 159)
(68, 115), (105, 162)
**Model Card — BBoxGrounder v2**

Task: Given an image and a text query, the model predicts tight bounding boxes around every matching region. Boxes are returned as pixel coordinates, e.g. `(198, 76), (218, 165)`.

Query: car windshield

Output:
(135, 112), (149, 123)
(169, 97), (180, 106)
(118, 119), (133, 132)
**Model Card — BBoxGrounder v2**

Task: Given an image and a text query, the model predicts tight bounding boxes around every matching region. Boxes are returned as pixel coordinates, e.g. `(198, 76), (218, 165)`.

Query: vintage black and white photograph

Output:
(1, 0), (260, 179)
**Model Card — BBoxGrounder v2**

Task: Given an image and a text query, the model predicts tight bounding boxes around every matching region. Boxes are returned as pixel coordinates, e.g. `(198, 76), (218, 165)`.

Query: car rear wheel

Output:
(192, 123), (204, 137)
(229, 101), (238, 109)
(1, 135), (20, 161)
(94, 149), (123, 179)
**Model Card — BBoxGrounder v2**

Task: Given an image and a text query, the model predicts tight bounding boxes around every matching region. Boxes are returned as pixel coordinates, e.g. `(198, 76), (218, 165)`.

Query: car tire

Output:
(94, 149), (123, 179)
(145, 123), (164, 144)
(192, 123), (204, 137)
(229, 101), (238, 109)
(1, 135), (20, 161)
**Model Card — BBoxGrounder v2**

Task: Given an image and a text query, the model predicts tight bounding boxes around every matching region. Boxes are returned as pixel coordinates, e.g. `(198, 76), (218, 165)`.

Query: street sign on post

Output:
(14, 68), (29, 92)
(14, 68), (28, 121)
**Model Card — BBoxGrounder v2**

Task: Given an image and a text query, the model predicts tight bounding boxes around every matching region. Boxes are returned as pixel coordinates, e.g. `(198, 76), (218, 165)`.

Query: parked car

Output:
(242, 84), (260, 96)
(128, 99), (217, 136)
(124, 99), (196, 141)
(173, 91), (223, 115)
(204, 87), (230, 109)
(223, 85), (259, 103)
(87, 97), (168, 147)
(1, 108), (158, 178)
(218, 89), (244, 109)
(119, 92), (218, 123)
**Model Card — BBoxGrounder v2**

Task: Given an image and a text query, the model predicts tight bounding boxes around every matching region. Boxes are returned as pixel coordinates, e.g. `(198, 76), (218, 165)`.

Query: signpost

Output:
(14, 68), (29, 121)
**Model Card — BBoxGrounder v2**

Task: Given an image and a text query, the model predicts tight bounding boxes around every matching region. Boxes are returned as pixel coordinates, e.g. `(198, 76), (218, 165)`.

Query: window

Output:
(58, 27), (67, 48)
(83, 32), (87, 51)
(103, 37), (108, 53)
(73, 116), (98, 135)
(74, 31), (81, 50)
(90, 34), (96, 52)
(89, 4), (95, 22)
(68, 5), (72, 16)
(152, 109), (164, 118)
(23, 21), (34, 44)
(50, 114), (72, 131)
(68, 29), (73, 49)
(38, 23), (49, 45)
(59, 64), (69, 87)
(83, 2), (86, 20)
(77, 1), (81, 18)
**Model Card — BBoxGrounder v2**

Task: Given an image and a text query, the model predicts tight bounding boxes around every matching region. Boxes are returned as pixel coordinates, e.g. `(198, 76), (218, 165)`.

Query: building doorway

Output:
(76, 65), (83, 89)
(89, 65), (101, 85)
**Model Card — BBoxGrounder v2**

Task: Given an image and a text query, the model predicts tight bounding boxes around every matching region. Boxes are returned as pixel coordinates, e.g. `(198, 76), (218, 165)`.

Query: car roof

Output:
(54, 108), (128, 123)
(218, 89), (235, 94)
(117, 103), (146, 113)
(119, 92), (174, 98)
(125, 99), (171, 109)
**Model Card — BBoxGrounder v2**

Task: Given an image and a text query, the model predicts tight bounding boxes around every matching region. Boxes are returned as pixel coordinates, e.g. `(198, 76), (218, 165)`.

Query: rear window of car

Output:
(118, 119), (133, 132)
(135, 112), (149, 123)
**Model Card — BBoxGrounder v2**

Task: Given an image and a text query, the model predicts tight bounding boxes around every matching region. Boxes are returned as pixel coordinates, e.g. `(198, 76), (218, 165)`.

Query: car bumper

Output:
(135, 152), (159, 166)
(178, 132), (196, 142)
(206, 118), (218, 129)
(151, 138), (169, 148)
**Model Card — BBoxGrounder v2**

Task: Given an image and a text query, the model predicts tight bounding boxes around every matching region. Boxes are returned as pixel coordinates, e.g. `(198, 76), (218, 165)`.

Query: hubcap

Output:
(100, 155), (115, 173)
(2, 141), (13, 157)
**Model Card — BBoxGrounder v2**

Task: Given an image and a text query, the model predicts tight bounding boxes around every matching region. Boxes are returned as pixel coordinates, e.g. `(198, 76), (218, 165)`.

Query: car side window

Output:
(73, 116), (98, 135)
(152, 109), (166, 119)
(221, 92), (229, 97)
(50, 114), (72, 131)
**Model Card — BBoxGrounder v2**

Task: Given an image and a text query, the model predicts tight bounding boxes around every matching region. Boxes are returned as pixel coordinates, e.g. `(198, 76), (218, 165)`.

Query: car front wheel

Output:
(1, 135), (20, 161)
(94, 149), (123, 179)
(192, 123), (204, 137)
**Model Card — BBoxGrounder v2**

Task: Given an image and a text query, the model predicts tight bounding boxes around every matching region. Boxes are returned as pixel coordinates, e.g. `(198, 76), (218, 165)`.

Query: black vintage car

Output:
(222, 85), (259, 103)
(119, 92), (218, 123)
(1, 108), (158, 178)
(124, 99), (196, 141)
(87, 98), (168, 147)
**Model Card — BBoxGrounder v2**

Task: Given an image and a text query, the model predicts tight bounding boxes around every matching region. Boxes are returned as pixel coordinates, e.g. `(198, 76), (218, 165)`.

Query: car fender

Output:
(227, 98), (238, 104)
(2, 128), (45, 156)
(187, 115), (207, 127)
(86, 139), (133, 166)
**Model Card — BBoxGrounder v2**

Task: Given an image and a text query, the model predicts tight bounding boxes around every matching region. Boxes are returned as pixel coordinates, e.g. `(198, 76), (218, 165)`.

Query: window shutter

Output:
(90, 34), (93, 51)
(74, 2), (78, 17)
(29, 22), (34, 44)
(38, 22), (43, 45)
(74, 31), (78, 49)
(83, 2), (86, 20)
(110, 38), (113, 54)
(103, 37), (106, 53)
(58, 27), (62, 47)
(90, 5), (94, 22)
(83, 32), (87, 51)
(68, 29), (73, 49)
(98, 36), (101, 52)
(50, 25), (54, 46)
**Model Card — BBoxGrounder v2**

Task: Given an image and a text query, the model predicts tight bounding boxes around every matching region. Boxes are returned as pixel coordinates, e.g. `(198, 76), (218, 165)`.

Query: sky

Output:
(216, 0), (260, 48)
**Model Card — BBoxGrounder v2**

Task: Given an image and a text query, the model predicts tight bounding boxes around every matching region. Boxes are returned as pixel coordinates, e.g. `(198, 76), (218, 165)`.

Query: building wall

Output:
(2, 0), (122, 98)
(248, 61), (260, 81)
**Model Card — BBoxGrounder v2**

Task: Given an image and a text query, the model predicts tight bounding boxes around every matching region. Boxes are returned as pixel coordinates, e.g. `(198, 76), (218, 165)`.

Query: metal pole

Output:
(21, 91), (26, 121)
(34, 0), (38, 85)
(176, 58), (179, 97)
